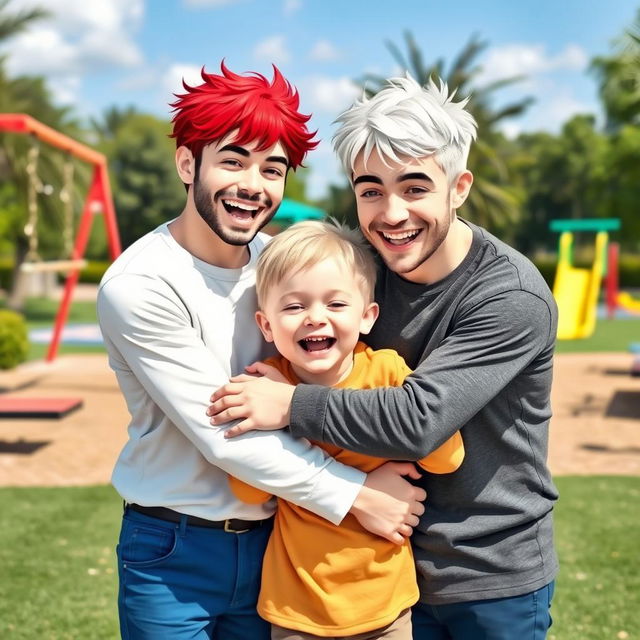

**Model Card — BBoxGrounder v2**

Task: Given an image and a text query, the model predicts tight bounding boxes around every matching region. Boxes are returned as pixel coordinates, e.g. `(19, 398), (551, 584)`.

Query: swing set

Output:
(0, 113), (121, 362)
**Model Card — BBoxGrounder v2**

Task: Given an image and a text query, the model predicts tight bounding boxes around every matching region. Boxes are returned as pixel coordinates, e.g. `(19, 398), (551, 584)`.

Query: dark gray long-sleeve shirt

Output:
(290, 221), (559, 605)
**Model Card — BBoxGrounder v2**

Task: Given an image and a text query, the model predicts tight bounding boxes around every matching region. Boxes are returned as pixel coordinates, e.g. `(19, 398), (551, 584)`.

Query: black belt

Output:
(126, 503), (272, 534)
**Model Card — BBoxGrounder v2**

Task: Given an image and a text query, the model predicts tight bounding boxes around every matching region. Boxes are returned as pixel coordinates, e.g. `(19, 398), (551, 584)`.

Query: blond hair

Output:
(256, 219), (377, 307)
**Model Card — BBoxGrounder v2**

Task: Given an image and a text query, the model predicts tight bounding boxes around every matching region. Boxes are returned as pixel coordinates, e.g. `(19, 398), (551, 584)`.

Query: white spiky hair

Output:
(332, 73), (477, 183)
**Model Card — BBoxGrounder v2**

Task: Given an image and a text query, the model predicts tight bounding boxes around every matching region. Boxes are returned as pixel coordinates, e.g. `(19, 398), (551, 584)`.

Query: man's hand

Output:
(208, 362), (295, 437)
(349, 462), (426, 545)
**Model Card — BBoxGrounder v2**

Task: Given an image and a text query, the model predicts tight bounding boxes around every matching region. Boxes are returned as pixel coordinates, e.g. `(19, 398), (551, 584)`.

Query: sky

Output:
(1, 0), (638, 199)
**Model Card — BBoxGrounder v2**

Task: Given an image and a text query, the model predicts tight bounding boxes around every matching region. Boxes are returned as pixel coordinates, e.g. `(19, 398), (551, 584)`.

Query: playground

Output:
(1, 338), (639, 486)
(1, 117), (639, 639)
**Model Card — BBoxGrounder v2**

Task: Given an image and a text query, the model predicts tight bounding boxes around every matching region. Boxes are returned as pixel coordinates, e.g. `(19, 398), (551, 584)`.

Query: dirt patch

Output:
(0, 353), (638, 487)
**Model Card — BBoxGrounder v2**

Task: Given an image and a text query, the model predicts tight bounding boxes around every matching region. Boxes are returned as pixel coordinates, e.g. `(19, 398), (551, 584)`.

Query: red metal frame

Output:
(0, 113), (121, 361)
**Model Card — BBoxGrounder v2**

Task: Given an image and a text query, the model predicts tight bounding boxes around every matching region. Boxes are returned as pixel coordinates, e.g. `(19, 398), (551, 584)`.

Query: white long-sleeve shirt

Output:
(97, 222), (364, 524)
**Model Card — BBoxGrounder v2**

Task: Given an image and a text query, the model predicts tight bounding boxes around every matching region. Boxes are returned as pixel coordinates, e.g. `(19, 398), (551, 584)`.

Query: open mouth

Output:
(222, 199), (261, 221)
(299, 336), (336, 352)
(379, 229), (422, 246)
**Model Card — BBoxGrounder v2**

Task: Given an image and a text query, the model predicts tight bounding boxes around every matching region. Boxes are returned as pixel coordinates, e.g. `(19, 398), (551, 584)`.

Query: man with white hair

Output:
(210, 74), (559, 639)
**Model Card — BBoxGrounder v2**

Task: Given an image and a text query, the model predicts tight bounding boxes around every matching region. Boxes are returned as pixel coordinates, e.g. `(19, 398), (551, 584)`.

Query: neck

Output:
(291, 357), (354, 387)
(169, 201), (249, 269)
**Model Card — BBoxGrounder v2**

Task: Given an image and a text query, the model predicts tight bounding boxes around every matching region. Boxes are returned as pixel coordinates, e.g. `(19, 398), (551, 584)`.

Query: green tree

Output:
(598, 124), (640, 251)
(511, 117), (610, 253)
(93, 109), (185, 248)
(283, 166), (312, 204)
(591, 9), (640, 131)
(0, 0), (46, 42)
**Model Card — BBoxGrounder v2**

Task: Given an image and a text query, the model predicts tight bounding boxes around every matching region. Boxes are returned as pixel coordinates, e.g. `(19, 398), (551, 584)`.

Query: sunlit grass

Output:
(0, 478), (638, 639)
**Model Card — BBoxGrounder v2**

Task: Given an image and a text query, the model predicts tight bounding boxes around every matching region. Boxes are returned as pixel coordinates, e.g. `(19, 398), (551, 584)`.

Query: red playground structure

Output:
(0, 113), (121, 362)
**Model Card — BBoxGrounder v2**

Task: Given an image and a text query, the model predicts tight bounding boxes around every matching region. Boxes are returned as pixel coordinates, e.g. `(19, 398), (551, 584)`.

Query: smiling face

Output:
(352, 149), (473, 284)
(191, 132), (288, 246)
(255, 257), (378, 386)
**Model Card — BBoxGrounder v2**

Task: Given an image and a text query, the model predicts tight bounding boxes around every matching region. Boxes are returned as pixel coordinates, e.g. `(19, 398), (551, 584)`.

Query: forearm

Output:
(290, 380), (456, 459)
(290, 291), (554, 458)
(98, 279), (364, 524)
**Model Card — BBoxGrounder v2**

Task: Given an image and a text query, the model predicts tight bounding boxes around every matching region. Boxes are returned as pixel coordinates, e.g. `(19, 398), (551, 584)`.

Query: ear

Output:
(359, 302), (379, 335)
(451, 170), (473, 209)
(175, 146), (196, 185)
(255, 310), (274, 342)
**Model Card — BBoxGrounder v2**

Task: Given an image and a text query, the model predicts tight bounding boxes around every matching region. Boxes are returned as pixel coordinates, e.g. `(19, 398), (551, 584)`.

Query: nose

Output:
(237, 166), (263, 196)
(381, 194), (409, 226)
(304, 303), (326, 326)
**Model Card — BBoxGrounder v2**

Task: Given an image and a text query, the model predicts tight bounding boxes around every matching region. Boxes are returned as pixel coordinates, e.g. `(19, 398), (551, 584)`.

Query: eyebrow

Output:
(398, 172), (435, 185)
(218, 144), (288, 167)
(353, 171), (435, 187)
(353, 175), (383, 186)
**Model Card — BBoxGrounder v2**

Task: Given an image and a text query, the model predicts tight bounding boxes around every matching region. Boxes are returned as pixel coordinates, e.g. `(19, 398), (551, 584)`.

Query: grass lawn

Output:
(555, 317), (640, 353)
(0, 477), (638, 639)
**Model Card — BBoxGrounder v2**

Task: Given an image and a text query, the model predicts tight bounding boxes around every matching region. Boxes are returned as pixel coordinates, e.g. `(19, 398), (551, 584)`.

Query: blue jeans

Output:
(412, 581), (555, 640)
(117, 507), (273, 639)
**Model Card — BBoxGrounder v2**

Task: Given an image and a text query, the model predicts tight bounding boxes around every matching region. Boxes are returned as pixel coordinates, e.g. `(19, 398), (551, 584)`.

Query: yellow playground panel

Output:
(550, 219), (620, 340)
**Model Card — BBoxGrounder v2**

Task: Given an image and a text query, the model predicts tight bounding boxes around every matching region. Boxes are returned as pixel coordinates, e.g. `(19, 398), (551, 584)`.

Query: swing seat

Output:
(0, 396), (83, 419)
(20, 259), (87, 274)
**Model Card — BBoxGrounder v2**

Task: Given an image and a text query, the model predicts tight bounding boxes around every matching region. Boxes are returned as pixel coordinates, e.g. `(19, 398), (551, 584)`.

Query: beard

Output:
(193, 174), (277, 246)
(370, 194), (453, 277)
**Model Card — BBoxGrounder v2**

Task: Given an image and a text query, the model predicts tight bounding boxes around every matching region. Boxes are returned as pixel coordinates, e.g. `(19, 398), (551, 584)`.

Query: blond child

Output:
(229, 220), (464, 640)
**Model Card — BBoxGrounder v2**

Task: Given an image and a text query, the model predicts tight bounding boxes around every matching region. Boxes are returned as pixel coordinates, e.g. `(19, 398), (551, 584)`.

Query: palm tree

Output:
(591, 9), (640, 131)
(0, 0), (47, 43)
(356, 31), (533, 231)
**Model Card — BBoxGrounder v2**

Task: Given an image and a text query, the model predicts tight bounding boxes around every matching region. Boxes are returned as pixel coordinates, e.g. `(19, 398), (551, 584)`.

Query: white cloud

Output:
(499, 89), (596, 137)
(283, 0), (302, 16)
(1, 0), (144, 104)
(302, 76), (360, 113)
(253, 36), (290, 65)
(539, 93), (595, 130)
(163, 64), (205, 98)
(309, 40), (341, 62)
(479, 43), (589, 84)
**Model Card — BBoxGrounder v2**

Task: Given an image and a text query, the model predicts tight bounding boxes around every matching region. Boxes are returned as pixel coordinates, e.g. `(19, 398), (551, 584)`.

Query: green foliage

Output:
(284, 166), (312, 203)
(78, 260), (110, 284)
(619, 253), (640, 288)
(0, 0), (47, 41)
(0, 308), (28, 369)
(511, 117), (611, 253)
(0, 257), (12, 289)
(94, 109), (185, 248)
(591, 9), (640, 131)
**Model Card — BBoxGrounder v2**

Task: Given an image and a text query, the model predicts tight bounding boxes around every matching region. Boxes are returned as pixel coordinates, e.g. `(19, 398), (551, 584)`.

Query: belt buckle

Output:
(224, 519), (250, 534)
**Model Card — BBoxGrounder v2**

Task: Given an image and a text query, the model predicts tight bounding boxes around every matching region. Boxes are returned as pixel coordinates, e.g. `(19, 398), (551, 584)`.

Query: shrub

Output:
(0, 258), (13, 291)
(0, 309), (29, 370)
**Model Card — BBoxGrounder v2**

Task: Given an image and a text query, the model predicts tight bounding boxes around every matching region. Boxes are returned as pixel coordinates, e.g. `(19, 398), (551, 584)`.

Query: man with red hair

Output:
(97, 63), (424, 640)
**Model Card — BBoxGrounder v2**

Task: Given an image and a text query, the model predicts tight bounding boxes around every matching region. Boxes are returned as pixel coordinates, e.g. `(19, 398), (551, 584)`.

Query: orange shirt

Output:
(229, 343), (464, 636)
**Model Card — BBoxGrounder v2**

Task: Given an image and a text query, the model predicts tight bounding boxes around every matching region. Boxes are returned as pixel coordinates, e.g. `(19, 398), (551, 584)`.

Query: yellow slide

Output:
(553, 231), (607, 340)
(617, 291), (640, 314)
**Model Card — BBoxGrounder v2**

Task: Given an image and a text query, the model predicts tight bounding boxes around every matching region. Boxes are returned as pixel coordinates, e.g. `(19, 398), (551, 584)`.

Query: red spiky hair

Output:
(170, 61), (318, 170)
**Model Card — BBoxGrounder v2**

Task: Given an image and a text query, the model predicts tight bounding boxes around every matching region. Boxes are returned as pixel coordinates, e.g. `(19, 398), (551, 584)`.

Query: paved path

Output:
(0, 352), (638, 486)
